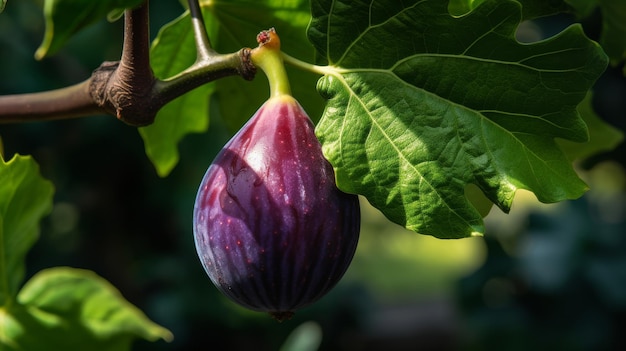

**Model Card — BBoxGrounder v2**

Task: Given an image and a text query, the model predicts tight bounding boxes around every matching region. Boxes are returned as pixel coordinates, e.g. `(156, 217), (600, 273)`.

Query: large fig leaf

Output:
(0, 267), (172, 351)
(309, 0), (608, 238)
(35, 0), (144, 59)
(0, 154), (54, 305)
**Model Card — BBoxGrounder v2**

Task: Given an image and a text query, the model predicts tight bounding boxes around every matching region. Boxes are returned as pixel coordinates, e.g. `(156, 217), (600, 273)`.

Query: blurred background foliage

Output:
(1, 1), (625, 350)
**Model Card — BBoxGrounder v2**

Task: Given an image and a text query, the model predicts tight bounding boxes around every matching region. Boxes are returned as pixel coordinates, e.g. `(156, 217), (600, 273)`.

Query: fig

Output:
(192, 29), (360, 320)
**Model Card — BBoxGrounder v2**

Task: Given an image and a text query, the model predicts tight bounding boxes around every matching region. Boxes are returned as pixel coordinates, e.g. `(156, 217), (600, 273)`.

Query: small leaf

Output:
(35, 0), (144, 59)
(0, 267), (173, 350)
(597, 0), (626, 67)
(309, 0), (608, 238)
(0, 154), (54, 305)
(140, 9), (214, 177)
(558, 91), (624, 161)
(140, 89), (212, 177)
(566, 0), (626, 69)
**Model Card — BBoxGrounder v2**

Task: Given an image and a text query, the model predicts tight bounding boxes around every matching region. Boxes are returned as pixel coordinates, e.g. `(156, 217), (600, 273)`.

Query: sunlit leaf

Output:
(0, 267), (173, 350)
(309, 0), (607, 238)
(0, 154), (54, 305)
(35, 0), (143, 59)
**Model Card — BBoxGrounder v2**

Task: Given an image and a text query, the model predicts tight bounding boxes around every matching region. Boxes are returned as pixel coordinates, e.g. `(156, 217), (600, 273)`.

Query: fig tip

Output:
(269, 311), (295, 322)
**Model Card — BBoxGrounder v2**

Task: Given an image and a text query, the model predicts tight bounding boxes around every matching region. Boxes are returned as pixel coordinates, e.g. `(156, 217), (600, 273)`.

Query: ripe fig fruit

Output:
(192, 28), (360, 320)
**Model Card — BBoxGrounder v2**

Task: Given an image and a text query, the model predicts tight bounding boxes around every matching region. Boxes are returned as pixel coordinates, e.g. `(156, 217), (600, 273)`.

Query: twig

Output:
(90, 1), (157, 126)
(188, 0), (214, 59)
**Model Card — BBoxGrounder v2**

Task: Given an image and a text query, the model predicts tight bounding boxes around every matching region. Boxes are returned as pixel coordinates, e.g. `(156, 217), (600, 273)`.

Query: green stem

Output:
(280, 52), (338, 76)
(250, 29), (292, 98)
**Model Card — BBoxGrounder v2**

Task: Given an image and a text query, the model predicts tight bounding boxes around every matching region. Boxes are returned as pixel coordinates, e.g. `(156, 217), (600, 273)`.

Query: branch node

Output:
(89, 61), (118, 109)
(89, 61), (159, 127)
(239, 48), (257, 81)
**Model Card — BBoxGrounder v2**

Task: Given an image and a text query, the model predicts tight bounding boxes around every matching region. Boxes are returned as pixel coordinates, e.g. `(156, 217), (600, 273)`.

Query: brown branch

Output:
(91, 2), (157, 126)
(0, 0), (256, 127)
(0, 80), (103, 123)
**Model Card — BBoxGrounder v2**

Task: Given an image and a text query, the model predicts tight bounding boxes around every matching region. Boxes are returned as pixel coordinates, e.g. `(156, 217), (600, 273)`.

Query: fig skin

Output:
(193, 95), (360, 319)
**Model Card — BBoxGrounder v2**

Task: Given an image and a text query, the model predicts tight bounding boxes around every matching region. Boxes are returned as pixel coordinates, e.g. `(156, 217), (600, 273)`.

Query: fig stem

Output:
(250, 28), (292, 98)
(280, 52), (339, 76)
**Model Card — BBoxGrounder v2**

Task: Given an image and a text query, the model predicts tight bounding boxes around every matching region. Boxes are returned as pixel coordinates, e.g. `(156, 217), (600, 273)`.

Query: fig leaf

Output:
(449, 0), (572, 19)
(566, 0), (626, 70)
(35, 0), (143, 59)
(558, 91), (624, 162)
(309, 0), (608, 238)
(0, 154), (54, 305)
(140, 9), (215, 177)
(0, 267), (172, 350)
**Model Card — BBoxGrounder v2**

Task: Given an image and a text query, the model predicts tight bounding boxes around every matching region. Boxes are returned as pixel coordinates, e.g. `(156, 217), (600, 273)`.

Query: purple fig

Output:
(193, 95), (360, 320)
(192, 29), (360, 320)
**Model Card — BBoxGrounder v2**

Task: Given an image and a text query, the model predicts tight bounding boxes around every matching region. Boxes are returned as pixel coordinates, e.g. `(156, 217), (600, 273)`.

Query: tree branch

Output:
(0, 0), (256, 127)
(91, 1), (157, 126)
(0, 80), (103, 123)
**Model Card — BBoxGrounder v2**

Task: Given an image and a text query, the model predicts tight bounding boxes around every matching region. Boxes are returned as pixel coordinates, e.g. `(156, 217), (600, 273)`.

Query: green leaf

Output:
(35, 0), (144, 59)
(0, 267), (172, 350)
(0, 154), (54, 305)
(309, 0), (608, 238)
(566, 0), (626, 69)
(598, 0), (626, 67)
(140, 88), (212, 177)
(140, 9), (214, 177)
(565, 0), (598, 17)
(558, 91), (624, 161)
